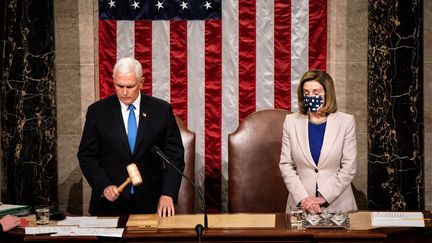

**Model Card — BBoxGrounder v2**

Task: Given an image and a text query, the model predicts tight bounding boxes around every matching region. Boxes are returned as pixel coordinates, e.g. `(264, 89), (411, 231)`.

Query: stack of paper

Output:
(371, 212), (425, 227)
(25, 216), (123, 237)
(25, 226), (124, 237)
(0, 204), (31, 217)
(57, 216), (119, 228)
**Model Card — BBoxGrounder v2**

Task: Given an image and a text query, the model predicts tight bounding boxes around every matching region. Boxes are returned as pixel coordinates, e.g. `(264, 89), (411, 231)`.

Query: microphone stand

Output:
(151, 146), (208, 241)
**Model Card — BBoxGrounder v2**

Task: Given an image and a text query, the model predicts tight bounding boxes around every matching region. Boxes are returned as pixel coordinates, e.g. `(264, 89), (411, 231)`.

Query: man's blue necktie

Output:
(127, 104), (137, 194)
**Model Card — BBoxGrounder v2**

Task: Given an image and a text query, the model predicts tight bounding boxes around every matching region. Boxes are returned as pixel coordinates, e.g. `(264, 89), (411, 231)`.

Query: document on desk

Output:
(0, 203), (31, 217)
(371, 212), (425, 227)
(25, 226), (79, 235)
(51, 228), (124, 237)
(57, 216), (95, 226)
(79, 218), (119, 228)
(25, 226), (124, 237)
(57, 216), (119, 228)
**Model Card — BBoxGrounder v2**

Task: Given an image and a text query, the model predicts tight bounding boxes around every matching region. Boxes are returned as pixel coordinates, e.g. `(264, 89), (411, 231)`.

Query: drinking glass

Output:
(331, 211), (347, 226)
(35, 205), (50, 225)
(320, 207), (332, 225)
(305, 210), (321, 226)
(289, 206), (304, 227)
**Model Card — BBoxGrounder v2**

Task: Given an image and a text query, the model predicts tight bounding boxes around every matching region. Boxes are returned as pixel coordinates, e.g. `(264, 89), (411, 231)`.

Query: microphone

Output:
(151, 146), (208, 236)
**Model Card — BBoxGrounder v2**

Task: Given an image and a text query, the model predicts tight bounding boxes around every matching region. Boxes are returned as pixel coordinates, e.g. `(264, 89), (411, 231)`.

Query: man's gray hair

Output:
(113, 57), (143, 80)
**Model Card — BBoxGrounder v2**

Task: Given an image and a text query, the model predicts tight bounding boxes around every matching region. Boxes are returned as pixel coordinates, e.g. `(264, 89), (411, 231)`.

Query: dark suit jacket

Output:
(77, 94), (185, 216)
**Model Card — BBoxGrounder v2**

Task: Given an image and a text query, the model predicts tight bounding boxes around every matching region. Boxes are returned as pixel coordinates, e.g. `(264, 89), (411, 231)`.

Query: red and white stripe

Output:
(98, 0), (327, 212)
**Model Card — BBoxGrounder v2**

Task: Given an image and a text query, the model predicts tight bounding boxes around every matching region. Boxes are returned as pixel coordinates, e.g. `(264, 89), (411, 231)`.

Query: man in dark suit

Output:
(77, 57), (184, 217)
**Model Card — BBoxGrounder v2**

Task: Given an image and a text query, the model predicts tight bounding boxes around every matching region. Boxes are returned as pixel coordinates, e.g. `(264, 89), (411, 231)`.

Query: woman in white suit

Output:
(279, 70), (357, 213)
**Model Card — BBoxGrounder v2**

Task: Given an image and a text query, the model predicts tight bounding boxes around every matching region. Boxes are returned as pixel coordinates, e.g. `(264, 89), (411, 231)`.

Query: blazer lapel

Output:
(295, 114), (316, 168)
(317, 112), (340, 167)
(111, 98), (132, 157)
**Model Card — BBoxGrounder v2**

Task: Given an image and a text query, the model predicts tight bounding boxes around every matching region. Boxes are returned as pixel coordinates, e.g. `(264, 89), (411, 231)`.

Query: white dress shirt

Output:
(119, 93), (141, 135)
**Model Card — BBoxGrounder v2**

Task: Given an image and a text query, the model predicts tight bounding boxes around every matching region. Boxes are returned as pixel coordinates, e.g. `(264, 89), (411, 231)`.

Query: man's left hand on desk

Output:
(157, 195), (175, 217)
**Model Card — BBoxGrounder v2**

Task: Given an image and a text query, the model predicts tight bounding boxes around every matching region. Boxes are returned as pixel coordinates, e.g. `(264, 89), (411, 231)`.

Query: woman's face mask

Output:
(303, 80), (325, 112)
(304, 95), (324, 112)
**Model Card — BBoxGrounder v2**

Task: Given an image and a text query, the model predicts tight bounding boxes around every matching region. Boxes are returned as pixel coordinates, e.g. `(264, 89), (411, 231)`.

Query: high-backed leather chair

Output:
(228, 109), (290, 213)
(175, 116), (195, 213)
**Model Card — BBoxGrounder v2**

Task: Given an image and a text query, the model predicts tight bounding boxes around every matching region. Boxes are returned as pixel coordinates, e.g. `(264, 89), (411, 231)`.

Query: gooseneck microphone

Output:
(151, 146), (208, 239)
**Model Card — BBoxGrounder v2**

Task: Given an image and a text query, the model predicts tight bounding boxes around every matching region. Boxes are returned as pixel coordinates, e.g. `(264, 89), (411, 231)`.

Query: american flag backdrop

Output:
(98, 0), (327, 212)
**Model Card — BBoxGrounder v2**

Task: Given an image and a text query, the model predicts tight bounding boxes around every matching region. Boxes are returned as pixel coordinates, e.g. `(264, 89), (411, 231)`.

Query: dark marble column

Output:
(368, 0), (423, 210)
(0, 0), (57, 207)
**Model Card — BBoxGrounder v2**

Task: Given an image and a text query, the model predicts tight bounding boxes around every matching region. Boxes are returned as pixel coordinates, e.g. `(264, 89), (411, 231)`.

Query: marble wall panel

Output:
(53, 1), (80, 65)
(54, 0), (97, 215)
(426, 133), (432, 210)
(328, 0), (369, 209)
(79, 0), (98, 216)
(78, 0), (97, 65)
(354, 133), (368, 210)
(57, 134), (82, 215)
(331, 63), (347, 111)
(327, 0), (348, 63)
(346, 0), (368, 210)
(327, 0), (348, 112)
(53, 0), (82, 215)
(347, 61), (368, 210)
(346, 62), (368, 134)
(424, 0), (432, 211)
(56, 65), (82, 134)
(0, 0), (57, 207)
(347, 1), (368, 63)
(368, 0), (424, 210)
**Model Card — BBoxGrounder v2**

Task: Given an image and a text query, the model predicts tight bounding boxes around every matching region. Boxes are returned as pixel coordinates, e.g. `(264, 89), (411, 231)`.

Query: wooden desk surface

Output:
(6, 212), (432, 243)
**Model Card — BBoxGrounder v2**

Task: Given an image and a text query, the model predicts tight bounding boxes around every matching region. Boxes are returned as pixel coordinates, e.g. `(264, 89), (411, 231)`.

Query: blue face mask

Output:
(304, 95), (324, 112)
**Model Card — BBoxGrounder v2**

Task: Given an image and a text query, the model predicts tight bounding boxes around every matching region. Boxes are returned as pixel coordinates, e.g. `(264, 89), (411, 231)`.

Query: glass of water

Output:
(331, 211), (347, 226)
(320, 207), (332, 225)
(305, 210), (321, 226)
(35, 205), (50, 225)
(289, 206), (304, 227)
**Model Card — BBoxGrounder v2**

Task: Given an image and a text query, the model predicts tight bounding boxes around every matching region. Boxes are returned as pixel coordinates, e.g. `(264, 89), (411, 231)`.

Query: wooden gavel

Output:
(117, 163), (143, 193)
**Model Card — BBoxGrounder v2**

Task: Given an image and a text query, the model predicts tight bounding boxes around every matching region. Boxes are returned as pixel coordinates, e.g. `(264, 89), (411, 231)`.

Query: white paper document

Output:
(57, 216), (119, 228)
(79, 218), (119, 228)
(371, 211), (425, 227)
(57, 216), (96, 226)
(25, 226), (124, 238)
(26, 216), (121, 238)
(51, 228), (124, 237)
(25, 226), (79, 235)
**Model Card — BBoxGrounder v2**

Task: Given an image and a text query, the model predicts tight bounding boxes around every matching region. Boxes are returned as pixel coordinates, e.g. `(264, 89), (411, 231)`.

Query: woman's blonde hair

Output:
(297, 70), (337, 115)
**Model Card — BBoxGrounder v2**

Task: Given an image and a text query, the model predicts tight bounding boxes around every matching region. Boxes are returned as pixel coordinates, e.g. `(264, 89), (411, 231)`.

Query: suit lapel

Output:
(111, 97), (132, 157)
(317, 112), (340, 168)
(295, 114), (316, 168)
(133, 94), (150, 157)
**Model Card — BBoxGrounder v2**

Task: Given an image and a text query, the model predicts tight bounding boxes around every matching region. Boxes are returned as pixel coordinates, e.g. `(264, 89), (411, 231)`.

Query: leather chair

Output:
(228, 109), (290, 213)
(175, 116), (196, 213)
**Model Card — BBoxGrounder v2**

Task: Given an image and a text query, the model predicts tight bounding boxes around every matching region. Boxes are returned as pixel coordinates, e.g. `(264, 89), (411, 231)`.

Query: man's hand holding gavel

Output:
(103, 185), (120, 202)
(103, 163), (142, 201)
